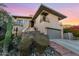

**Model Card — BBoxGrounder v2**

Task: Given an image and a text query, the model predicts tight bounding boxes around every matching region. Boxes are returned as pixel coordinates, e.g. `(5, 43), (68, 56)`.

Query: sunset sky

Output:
(4, 3), (79, 25)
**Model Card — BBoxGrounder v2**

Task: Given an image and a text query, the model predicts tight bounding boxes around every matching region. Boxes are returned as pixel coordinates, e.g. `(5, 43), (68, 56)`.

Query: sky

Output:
(3, 3), (79, 25)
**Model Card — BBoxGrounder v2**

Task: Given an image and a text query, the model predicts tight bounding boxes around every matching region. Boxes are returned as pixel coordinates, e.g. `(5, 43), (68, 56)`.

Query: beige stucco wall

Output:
(46, 13), (62, 29)
(34, 11), (62, 35)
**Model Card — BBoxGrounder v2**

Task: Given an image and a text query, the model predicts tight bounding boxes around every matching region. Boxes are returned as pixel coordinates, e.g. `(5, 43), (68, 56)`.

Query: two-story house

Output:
(32, 5), (66, 39)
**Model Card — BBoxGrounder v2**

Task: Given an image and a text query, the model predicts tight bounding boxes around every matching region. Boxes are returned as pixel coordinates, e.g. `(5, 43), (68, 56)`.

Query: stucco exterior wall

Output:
(34, 11), (62, 35)
(46, 13), (62, 29)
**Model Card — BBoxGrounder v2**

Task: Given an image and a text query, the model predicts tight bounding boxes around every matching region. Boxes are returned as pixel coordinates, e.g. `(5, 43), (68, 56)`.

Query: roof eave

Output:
(32, 4), (67, 21)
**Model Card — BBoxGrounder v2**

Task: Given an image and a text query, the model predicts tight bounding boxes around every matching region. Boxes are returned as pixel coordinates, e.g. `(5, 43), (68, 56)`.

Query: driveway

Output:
(50, 39), (79, 55)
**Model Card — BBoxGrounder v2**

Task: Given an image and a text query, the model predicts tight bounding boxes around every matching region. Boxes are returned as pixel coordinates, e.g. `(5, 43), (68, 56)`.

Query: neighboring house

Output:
(12, 16), (32, 35)
(32, 5), (67, 39)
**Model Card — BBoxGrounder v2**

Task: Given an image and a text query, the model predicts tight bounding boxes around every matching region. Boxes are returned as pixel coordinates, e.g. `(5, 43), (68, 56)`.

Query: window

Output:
(15, 18), (30, 27)
(16, 20), (23, 26)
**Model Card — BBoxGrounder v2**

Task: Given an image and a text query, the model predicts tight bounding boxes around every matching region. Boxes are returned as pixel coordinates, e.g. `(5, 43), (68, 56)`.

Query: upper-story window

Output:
(16, 20), (23, 26)
(15, 19), (30, 27)
(23, 20), (29, 25)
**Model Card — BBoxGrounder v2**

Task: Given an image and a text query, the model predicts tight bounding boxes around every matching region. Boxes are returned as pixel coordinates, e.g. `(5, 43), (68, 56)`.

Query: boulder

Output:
(19, 31), (49, 56)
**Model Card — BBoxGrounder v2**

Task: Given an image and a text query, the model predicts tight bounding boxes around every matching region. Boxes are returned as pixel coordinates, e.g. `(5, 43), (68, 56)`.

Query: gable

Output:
(32, 5), (67, 21)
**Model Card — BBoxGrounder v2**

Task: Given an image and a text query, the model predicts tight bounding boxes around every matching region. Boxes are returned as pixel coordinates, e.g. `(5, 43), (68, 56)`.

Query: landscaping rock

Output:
(19, 31), (49, 56)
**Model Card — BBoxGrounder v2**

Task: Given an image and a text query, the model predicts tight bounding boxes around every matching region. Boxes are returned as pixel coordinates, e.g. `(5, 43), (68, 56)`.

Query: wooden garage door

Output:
(47, 28), (61, 39)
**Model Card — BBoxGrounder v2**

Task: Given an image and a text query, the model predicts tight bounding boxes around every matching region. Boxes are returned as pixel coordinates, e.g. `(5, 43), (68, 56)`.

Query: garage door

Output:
(47, 28), (61, 39)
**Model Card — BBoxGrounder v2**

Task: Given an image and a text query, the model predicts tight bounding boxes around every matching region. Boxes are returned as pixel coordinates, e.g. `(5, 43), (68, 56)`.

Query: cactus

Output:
(3, 16), (13, 55)
(0, 4), (13, 55)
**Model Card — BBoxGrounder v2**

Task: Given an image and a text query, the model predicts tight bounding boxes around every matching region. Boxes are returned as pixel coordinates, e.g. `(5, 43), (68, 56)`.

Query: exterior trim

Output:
(46, 27), (61, 31)
(13, 16), (32, 19)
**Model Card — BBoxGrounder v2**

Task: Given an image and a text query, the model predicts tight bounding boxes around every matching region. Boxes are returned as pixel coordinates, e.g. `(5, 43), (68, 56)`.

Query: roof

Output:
(13, 15), (32, 19)
(32, 4), (67, 21)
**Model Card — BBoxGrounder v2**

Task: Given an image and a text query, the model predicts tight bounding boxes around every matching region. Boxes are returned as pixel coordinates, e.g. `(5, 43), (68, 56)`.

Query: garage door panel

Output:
(47, 29), (61, 39)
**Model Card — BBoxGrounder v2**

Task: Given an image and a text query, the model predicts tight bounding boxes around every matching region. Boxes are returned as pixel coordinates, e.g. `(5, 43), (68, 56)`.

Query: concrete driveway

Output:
(50, 39), (79, 55)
